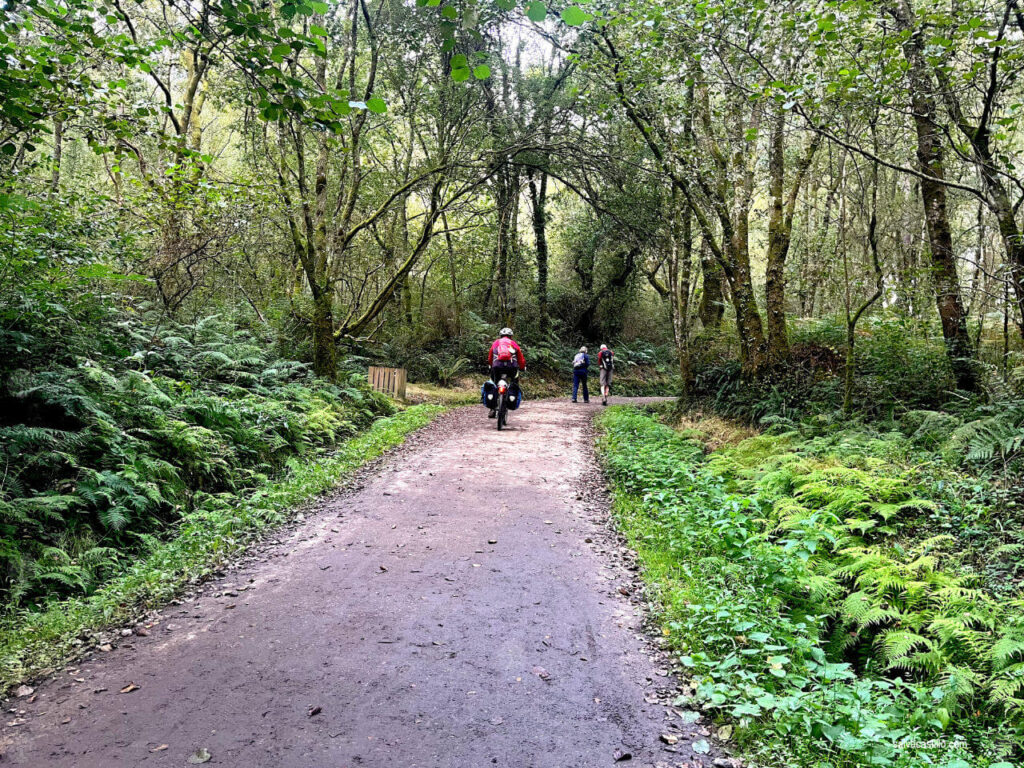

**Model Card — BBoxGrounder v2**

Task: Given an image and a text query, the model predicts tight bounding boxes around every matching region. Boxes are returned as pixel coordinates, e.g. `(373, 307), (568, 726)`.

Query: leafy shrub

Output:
(0, 309), (392, 608)
(598, 407), (1019, 768)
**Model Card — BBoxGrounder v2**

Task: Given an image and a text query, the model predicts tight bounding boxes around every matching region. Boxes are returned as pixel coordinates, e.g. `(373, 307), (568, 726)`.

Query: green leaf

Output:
(472, 64), (491, 79)
(526, 1), (546, 22)
(271, 42), (291, 58)
(451, 53), (468, 68)
(441, 5), (457, 20)
(495, 0), (515, 9)
(560, 6), (588, 26)
(366, 96), (387, 113)
(451, 67), (471, 82)
(310, 1), (329, 13)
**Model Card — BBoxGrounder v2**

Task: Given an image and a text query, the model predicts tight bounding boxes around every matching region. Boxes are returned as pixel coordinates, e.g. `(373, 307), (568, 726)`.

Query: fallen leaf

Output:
(308, 705), (322, 717)
(150, 744), (168, 752)
(489, 716), (504, 725)
(119, 683), (139, 694)
(660, 733), (679, 745)
(613, 749), (632, 761)
(487, 539), (497, 544)
(188, 747), (212, 764)
(378, 565), (388, 572)
(97, 644), (113, 652)
(60, 717), (71, 724)
(692, 739), (711, 755)
(717, 724), (733, 742)
(14, 685), (33, 698)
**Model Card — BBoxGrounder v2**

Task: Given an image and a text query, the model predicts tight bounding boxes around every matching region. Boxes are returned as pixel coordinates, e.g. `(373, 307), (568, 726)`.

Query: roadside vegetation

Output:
(599, 394), (1024, 768)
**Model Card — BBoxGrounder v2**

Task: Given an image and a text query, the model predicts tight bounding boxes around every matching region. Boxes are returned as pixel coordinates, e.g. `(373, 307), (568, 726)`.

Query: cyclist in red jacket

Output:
(488, 327), (525, 383)
(487, 327), (525, 417)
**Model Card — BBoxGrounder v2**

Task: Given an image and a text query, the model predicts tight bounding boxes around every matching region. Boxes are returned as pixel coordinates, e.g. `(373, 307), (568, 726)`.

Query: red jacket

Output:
(488, 337), (525, 369)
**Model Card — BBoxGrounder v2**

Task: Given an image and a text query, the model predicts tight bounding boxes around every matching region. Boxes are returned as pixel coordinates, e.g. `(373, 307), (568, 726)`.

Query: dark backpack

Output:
(600, 349), (614, 370)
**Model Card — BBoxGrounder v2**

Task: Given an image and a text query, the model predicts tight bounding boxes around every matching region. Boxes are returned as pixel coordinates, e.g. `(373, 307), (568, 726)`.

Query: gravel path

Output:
(1, 398), (728, 768)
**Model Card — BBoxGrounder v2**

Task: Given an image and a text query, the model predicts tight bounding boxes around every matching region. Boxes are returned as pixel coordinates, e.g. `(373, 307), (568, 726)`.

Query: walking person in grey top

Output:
(571, 346), (590, 403)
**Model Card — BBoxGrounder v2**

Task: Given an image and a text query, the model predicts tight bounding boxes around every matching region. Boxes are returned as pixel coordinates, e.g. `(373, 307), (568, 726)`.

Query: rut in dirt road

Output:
(1, 399), (725, 768)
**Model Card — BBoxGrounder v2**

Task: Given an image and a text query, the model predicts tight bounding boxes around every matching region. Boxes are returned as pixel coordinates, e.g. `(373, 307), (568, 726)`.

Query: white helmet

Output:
(499, 327), (513, 337)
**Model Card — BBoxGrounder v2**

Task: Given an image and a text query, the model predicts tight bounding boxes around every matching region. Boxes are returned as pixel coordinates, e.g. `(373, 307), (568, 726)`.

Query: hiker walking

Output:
(572, 346), (590, 403)
(598, 344), (614, 405)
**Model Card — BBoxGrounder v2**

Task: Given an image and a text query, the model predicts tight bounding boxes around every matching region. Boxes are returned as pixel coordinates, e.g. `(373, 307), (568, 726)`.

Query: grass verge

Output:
(0, 404), (442, 693)
(596, 406), (1017, 768)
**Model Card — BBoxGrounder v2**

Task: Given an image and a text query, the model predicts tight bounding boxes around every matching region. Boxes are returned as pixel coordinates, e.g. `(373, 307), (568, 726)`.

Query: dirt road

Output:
(2, 399), (723, 768)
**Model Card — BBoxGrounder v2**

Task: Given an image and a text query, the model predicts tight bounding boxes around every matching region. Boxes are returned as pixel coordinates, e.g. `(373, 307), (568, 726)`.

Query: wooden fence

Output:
(368, 366), (407, 400)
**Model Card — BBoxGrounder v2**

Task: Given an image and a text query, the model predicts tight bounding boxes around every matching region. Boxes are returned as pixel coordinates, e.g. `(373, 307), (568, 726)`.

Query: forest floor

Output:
(0, 399), (729, 768)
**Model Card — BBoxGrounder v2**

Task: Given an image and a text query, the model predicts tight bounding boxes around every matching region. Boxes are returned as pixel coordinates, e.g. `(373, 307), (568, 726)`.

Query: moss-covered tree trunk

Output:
(529, 172), (550, 336)
(892, 0), (980, 392)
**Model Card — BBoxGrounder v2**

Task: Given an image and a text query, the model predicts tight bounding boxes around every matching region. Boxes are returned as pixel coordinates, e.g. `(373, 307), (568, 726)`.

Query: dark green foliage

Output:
(691, 316), (966, 420)
(1, 302), (393, 606)
(598, 407), (1019, 768)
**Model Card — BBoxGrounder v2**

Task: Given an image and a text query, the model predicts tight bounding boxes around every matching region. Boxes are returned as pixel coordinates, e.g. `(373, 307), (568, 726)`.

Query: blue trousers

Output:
(572, 371), (589, 402)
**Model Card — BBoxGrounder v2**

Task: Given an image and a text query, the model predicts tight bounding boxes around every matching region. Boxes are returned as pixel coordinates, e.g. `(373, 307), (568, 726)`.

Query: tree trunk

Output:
(670, 201), (693, 388)
(698, 240), (725, 328)
(312, 288), (337, 380)
(765, 111), (789, 362)
(528, 172), (550, 335)
(49, 116), (63, 200)
(728, 191), (768, 374)
(765, 111), (820, 364)
(494, 164), (518, 324)
(892, 0), (981, 391)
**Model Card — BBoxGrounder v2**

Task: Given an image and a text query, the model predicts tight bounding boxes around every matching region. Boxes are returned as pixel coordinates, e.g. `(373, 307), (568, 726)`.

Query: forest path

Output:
(2, 398), (723, 768)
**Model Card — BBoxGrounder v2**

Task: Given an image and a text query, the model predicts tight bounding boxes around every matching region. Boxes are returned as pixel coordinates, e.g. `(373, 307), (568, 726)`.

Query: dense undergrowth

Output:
(0, 309), (400, 609)
(598, 406), (1021, 768)
(690, 315), (1023, 420)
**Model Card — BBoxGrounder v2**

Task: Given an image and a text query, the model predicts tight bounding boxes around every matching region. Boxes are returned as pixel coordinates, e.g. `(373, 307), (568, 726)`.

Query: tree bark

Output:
(698, 239), (725, 328)
(49, 116), (63, 200)
(891, 0), (981, 391)
(765, 110), (820, 364)
(670, 198), (693, 388)
(528, 172), (550, 335)
(312, 288), (338, 379)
